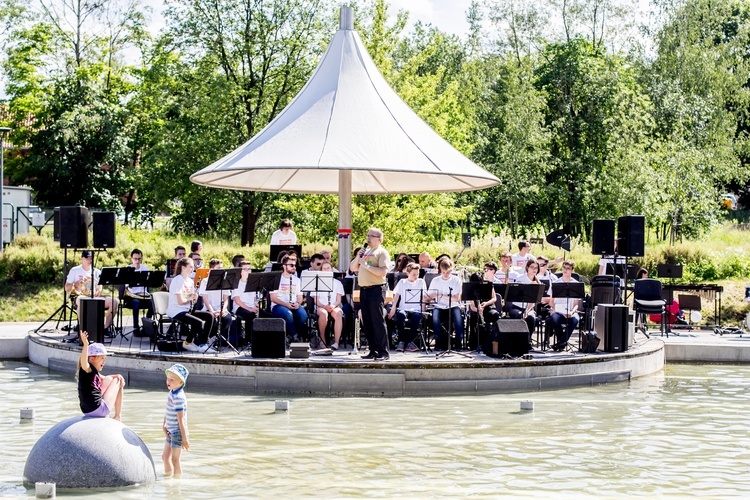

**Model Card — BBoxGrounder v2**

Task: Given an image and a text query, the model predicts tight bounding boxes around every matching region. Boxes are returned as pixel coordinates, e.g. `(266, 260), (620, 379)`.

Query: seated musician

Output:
(537, 256), (559, 284)
(508, 258), (542, 340)
(496, 251), (520, 284)
(309, 253), (325, 271)
(270, 254), (307, 341)
(320, 249), (339, 272)
(166, 257), (213, 353)
(387, 262), (426, 352)
(312, 262), (345, 350)
(511, 241), (535, 271)
(188, 252), (203, 279)
(231, 254), (245, 268)
(426, 258), (464, 350)
(190, 240), (203, 255)
(418, 252), (435, 273)
(195, 258), (233, 345)
(164, 245), (186, 289)
(271, 219), (297, 245)
(546, 260), (580, 351)
(65, 250), (119, 335)
(467, 263), (502, 345)
(232, 261), (260, 344)
(124, 248), (154, 336)
(391, 253), (410, 273)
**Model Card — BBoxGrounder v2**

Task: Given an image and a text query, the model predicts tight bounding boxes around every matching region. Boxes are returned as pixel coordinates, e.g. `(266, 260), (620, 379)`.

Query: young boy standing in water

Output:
(162, 364), (190, 477)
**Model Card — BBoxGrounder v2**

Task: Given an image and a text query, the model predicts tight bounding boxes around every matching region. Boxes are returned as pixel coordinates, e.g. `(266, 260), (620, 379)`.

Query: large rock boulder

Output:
(23, 417), (156, 489)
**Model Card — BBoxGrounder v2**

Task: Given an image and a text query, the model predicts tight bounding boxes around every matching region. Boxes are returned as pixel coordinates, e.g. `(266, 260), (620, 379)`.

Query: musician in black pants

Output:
(467, 263), (502, 349)
(350, 228), (390, 361)
(124, 248), (154, 336)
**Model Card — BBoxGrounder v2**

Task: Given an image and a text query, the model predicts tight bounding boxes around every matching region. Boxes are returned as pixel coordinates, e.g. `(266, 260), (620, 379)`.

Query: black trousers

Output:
(360, 284), (388, 355)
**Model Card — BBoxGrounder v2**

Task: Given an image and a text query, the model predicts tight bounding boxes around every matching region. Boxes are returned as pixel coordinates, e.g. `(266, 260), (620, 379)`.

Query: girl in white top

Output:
(427, 258), (464, 349)
(312, 263), (345, 350)
(167, 258), (212, 352)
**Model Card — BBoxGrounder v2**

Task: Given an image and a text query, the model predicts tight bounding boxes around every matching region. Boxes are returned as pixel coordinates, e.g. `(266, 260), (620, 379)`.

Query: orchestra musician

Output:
(546, 260), (580, 351)
(312, 262), (345, 350)
(426, 258), (464, 351)
(164, 245), (186, 289)
(195, 258), (233, 346)
(496, 251), (520, 284)
(467, 263), (502, 348)
(270, 253), (307, 342)
(65, 250), (119, 335)
(166, 257), (213, 353)
(387, 262), (426, 352)
(511, 241), (535, 271)
(124, 248), (154, 336)
(232, 261), (260, 345)
(271, 219), (297, 245)
(509, 258), (542, 341)
(320, 249), (339, 272)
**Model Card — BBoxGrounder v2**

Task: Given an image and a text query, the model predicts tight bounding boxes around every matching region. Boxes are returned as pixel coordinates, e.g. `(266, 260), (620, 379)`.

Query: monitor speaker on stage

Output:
(79, 297), (105, 344)
(59, 206), (88, 249)
(591, 219), (615, 255)
(93, 212), (116, 249)
(617, 215), (645, 257)
(251, 318), (286, 358)
(595, 304), (630, 353)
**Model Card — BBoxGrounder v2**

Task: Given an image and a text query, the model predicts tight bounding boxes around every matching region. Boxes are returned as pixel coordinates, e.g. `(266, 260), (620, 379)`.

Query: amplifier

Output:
(594, 304), (630, 352)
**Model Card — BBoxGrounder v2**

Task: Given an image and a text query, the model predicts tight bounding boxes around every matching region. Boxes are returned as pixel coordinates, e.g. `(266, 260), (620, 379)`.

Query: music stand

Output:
(245, 271), (282, 301)
(203, 268), (243, 354)
(428, 281), (471, 359)
(100, 267), (134, 340)
(300, 271), (334, 348)
(400, 284), (431, 353)
(657, 263), (683, 302)
(270, 244), (302, 262)
(551, 282), (585, 351)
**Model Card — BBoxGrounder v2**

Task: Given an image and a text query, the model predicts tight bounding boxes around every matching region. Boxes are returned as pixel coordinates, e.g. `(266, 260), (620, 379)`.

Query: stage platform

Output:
(16, 323), (671, 396)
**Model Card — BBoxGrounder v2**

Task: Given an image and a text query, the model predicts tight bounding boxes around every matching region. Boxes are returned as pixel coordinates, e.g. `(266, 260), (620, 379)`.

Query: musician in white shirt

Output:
(311, 262), (345, 350)
(270, 254), (307, 340)
(426, 258), (464, 350)
(270, 219), (297, 245)
(546, 260), (580, 351)
(233, 261), (260, 342)
(387, 262), (426, 352)
(65, 250), (118, 334)
(124, 248), (153, 335)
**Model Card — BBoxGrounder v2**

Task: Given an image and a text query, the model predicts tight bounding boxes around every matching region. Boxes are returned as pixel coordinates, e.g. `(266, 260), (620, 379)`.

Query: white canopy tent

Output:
(191, 7), (500, 268)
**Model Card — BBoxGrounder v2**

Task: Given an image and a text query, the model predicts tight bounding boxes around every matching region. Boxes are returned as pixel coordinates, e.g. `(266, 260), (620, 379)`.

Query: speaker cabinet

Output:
(592, 219), (615, 255)
(493, 319), (531, 357)
(251, 318), (286, 358)
(53, 207), (60, 242)
(594, 304), (630, 352)
(617, 215), (645, 257)
(79, 297), (106, 344)
(59, 206), (88, 249)
(92, 212), (116, 249)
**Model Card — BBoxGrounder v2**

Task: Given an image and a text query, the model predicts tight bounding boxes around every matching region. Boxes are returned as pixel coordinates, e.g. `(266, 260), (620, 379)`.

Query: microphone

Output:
(359, 243), (368, 257)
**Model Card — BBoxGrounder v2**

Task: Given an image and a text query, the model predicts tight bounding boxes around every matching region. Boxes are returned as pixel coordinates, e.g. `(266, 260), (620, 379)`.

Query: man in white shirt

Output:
(124, 248), (153, 336)
(65, 250), (118, 334)
(270, 219), (297, 245)
(511, 241), (535, 271)
(270, 254), (307, 340)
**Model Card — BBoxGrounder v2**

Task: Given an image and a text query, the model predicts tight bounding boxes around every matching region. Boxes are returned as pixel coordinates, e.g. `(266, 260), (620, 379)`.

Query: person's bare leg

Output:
(101, 374), (124, 420)
(162, 442), (173, 476)
(317, 310), (328, 347)
(332, 308), (343, 345)
(172, 448), (183, 476)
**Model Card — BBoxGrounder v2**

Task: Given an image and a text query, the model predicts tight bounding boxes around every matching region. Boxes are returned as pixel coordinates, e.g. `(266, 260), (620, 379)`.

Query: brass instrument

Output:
(73, 276), (100, 297)
(124, 288), (151, 300)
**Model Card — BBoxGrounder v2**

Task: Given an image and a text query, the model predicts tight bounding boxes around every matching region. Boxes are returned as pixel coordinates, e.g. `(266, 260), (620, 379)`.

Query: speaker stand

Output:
(35, 248), (77, 333)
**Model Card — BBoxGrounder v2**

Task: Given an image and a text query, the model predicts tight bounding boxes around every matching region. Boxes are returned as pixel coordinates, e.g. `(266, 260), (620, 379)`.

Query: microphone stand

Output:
(436, 286), (471, 359)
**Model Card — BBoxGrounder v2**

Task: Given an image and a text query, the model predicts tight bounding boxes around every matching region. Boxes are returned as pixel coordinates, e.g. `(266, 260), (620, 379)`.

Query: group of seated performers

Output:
(65, 221), (595, 357)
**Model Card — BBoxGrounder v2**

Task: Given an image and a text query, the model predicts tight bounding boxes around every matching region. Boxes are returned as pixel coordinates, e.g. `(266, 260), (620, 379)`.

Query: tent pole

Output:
(338, 170), (352, 272)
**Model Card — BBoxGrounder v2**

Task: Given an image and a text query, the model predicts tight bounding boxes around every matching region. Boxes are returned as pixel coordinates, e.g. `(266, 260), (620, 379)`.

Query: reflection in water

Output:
(1, 362), (750, 498)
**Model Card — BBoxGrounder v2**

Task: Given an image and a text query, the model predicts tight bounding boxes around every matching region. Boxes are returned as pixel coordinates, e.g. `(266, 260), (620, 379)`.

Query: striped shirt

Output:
(165, 388), (188, 434)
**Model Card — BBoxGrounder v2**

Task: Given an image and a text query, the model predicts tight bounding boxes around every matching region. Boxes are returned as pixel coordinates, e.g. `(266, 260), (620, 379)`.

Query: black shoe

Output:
(375, 353), (390, 361)
(361, 351), (377, 359)
(552, 343), (565, 352)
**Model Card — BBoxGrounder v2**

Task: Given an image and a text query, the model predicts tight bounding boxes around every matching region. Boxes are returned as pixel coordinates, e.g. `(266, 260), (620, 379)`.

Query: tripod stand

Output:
(36, 248), (76, 333)
(100, 266), (133, 341)
(203, 268), (242, 355)
(428, 282), (471, 359)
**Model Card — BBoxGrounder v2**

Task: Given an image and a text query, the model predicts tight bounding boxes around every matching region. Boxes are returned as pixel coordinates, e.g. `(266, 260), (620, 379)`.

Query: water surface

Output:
(1, 362), (750, 498)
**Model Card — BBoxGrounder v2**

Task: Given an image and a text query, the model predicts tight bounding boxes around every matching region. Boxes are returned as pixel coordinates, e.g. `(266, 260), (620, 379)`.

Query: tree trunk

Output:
(241, 203), (262, 247)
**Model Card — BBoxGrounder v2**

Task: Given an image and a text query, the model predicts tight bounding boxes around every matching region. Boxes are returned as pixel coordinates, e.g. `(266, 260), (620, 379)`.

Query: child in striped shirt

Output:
(162, 364), (189, 477)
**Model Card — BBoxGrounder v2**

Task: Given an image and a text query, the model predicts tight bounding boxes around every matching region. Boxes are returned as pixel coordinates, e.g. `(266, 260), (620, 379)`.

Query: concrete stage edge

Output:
(28, 332), (665, 396)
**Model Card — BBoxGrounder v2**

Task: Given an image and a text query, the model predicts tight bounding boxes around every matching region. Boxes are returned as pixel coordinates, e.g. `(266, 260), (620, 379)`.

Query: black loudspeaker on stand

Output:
(617, 215), (645, 257)
(93, 212), (116, 249)
(79, 298), (106, 344)
(59, 206), (88, 249)
(591, 219), (615, 255)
